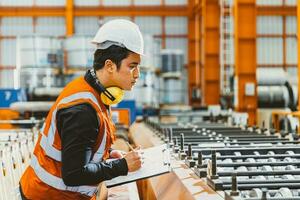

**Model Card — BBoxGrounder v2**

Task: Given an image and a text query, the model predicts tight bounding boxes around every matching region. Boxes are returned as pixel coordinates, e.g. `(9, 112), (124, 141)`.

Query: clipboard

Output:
(105, 144), (171, 188)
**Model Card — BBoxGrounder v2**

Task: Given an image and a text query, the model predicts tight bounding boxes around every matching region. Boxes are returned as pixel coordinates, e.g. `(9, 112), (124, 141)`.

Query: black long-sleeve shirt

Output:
(55, 71), (128, 186)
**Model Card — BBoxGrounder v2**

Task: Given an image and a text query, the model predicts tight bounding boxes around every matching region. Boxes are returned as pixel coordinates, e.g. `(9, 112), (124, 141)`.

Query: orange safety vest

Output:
(20, 76), (116, 200)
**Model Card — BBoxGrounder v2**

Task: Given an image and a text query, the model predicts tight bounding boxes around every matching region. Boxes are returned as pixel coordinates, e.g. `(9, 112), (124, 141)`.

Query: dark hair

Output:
(93, 45), (132, 71)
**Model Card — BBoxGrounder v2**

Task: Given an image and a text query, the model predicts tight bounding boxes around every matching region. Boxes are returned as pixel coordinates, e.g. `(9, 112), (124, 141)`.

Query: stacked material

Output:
(0, 128), (38, 200)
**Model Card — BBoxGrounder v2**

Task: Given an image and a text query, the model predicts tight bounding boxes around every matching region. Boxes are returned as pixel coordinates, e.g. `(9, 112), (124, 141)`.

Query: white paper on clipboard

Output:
(105, 144), (171, 188)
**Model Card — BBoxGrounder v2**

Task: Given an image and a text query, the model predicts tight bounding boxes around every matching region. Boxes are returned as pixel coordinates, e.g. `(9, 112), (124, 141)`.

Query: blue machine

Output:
(114, 100), (136, 124)
(0, 89), (27, 108)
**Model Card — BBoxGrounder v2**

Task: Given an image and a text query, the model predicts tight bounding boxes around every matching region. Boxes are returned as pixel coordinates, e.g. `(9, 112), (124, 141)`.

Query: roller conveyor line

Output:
(144, 119), (300, 200)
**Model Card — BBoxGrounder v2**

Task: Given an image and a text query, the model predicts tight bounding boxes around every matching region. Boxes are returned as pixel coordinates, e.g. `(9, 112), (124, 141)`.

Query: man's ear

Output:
(104, 59), (117, 73)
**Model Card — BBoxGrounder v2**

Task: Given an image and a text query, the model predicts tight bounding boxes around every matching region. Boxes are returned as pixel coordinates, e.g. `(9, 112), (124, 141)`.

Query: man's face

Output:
(112, 52), (141, 90)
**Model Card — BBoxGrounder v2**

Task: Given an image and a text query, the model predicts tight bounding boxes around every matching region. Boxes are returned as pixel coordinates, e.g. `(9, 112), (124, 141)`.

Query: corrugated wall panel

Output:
(0, 39), (16, 67)
(166, 38), (187, 64)
(165, 0), (187, 5)
(165, 17), (187, 35)
(286, 16), (297, 35)
(103, 16), (131, 23)
(0, 38), (16, 88)
(286, 38), (297, 65)
(257, 16), (283, 34)
(285, 0), (296, 5)
(257, 38), (283, 65)
(64, 36), (95, 68)
(36, 17), (65, 36)
(1, 17), (33, 36)
(286, 67), (297, 85)
(0, 0), (33, 6)
(74, 17), (99, 35)
(256, 0), (283, 6)
(0, 69), (15, 88)
(35, 0), (65, 6)
(134, 0), (161, 6)
(134, 17), (162, 36)
(102, 0), (131, 6)
(74, 0), (99, 6)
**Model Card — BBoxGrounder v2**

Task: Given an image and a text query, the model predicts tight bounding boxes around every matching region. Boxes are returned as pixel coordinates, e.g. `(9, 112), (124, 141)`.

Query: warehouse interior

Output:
(1, 0), (300, 199)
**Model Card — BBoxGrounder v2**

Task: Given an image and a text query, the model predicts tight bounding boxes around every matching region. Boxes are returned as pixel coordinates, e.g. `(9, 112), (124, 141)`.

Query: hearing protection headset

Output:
(90, 69), (124, 105)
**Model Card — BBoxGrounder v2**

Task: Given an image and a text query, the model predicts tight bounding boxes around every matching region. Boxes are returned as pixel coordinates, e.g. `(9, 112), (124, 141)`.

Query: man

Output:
(19, 19), (143, 200)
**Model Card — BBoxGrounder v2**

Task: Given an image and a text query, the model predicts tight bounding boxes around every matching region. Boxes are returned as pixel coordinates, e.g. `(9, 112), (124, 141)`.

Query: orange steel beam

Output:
(0, 5), (294, 17)
(223, 6), (296, 16)
(298, 0), (300, 111)
(0, 18), (2, 67)
(188, 0), (201, 107)
(161, 0), (166, 49)
(66, 0), (74, 36)
(74, 5), (188, 16)
(234, 0), (257, 125)
(257, 5), (296, 16)
(258, 64), (297, 67)
(201, 0), (220, 105)
(0, 6), (65, 16)
(283, 15), (286, 70)
(162, 17), (166, 49)
(0, 5), (188, 17)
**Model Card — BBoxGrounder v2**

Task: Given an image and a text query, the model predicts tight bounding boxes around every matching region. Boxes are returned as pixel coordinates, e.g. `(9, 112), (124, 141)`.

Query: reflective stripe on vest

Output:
(39, 92), (107, 162)
(30, 154), (97, 197)
(31, 91), (108, 197)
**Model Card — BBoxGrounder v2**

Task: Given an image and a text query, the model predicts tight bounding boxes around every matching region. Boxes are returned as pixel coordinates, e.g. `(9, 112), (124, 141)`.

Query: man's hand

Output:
(124, 149), (142, 172)
(109, 150), (126, 159)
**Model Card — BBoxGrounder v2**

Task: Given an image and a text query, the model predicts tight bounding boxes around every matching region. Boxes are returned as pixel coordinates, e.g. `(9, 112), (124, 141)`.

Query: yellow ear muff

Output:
(100, 87), (124, 105)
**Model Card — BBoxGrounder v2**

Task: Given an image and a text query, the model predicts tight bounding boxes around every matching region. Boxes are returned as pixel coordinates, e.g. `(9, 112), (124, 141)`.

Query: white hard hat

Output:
(91, 19), (144, 56)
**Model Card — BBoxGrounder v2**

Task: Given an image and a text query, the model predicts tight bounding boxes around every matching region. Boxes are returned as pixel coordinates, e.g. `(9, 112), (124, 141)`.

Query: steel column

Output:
(234, 0), (257, 125)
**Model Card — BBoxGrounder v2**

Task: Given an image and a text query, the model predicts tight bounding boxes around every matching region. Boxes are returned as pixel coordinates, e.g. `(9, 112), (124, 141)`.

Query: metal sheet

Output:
(0, 17), (33, 36)
(286, 38), (297, 65)
(64, 36), (94, 50)
(257, 38), (283, 65)
(36, 17), (65, 36)
(256, 0), (283, 5)
(35, 0), (65, 6)
(161, 49), (184, 73)
(64, 36), (95, 68)
(165, 17), (187, 35)
(286, 67), (298, 85)
(0, 0), (33, 6)
(134, 0), (161, 5)
(102, 16), (131, 23)
(140, 35), (158, 68)
(74, 0), (99, 6)
(102, 0), (131, 6)
(285, 0), (296, 5)
(161, 79), (185, 104)
(74, 17), (99, 35)
(257, 67), (287, 85)
(286, 16), (297, 35)
(134, 17), (162, 36)
(165, 0), (186, 5)
(0, 69), (15, 88)
(257, 86), (289, 108)
(0, 39), (16, 66)
(257, 16), (283, 34)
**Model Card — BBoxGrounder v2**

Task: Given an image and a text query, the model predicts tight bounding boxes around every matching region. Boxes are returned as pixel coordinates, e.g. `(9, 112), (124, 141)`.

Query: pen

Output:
(126, 141), (135, 151)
